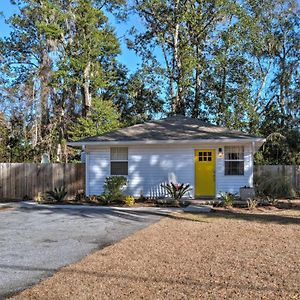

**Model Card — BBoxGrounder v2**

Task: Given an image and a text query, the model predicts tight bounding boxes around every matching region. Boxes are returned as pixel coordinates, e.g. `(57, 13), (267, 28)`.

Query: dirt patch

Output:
(10, 209), (300, 300)
(0, 206), (14, 212)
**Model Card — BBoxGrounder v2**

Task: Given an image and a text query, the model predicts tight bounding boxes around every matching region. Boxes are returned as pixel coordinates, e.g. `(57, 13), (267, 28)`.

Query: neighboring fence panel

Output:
(254, 165), (300, 191)
(0, 163), (85, 200)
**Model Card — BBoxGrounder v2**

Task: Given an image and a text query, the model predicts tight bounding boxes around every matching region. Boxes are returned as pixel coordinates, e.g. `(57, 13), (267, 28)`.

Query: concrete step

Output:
(183, 205), (212, 213)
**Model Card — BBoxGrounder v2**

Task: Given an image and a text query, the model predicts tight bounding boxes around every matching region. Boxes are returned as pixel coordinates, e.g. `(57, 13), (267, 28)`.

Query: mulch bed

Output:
(10, 208), (300, 300)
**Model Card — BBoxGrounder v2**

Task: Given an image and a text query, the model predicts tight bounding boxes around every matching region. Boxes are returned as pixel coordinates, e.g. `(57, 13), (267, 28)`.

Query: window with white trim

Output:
(110, 147), (128, 176)
(224, 146), (244, 175)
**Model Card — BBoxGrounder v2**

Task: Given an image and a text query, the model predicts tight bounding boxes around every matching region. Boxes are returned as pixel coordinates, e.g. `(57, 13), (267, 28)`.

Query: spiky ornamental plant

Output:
(161, 182), (191, 201)
(46, 186), (68, 202)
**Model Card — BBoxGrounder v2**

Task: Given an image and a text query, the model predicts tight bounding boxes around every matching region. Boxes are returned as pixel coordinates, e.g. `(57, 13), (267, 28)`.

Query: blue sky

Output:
(0, 0), (142, 73)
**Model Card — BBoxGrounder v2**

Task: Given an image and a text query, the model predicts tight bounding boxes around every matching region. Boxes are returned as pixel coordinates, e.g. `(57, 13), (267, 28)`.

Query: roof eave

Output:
(67, 137), (266, 147)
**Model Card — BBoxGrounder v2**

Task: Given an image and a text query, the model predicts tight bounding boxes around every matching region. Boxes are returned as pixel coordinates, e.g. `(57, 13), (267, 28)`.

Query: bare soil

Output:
(11, 209), (300, 300)
(0, 207), (14, 212)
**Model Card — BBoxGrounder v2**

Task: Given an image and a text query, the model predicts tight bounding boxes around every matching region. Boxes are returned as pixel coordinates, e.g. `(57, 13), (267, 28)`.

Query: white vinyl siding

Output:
(127, 147), (194, 198)
(86, 149), (110, 195)
(85, 143), (254, 197)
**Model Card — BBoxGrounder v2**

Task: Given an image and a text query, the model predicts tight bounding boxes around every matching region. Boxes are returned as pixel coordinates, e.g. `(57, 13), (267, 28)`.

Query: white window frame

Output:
(224, 146), (244, 176)
(110, 147), (128, 176)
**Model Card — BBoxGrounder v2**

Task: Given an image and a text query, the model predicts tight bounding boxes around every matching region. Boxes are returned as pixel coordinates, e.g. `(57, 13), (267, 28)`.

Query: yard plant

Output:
(219, 192), (235, 207)
(161, 182), (191, 203)
(103, 176), (127, 203)
(46, 186), (67, 203)
(255, 173), (297, 200)
(123, 196), (135, 206)
(247, 198), (258, 210)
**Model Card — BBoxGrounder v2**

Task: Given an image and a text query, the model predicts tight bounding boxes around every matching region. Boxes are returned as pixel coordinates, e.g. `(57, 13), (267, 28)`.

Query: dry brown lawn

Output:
(11, 208), (300, 300)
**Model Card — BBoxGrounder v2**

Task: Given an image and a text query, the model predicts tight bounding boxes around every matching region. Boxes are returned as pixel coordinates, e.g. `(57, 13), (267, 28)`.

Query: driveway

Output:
(0, 203), (169, 299)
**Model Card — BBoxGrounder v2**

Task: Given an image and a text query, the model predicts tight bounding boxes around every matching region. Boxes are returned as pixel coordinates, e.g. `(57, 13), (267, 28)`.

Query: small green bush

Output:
(103, 176), (127, 203)
(46, 186), (67, 203)
(123, 195), (135, 206)
(219, 192), (235, 207)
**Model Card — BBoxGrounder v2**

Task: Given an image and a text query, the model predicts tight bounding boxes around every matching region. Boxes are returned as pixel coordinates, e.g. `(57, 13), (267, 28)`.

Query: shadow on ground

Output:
(16, 205), (300, 225)
(0, 263), (298, 295)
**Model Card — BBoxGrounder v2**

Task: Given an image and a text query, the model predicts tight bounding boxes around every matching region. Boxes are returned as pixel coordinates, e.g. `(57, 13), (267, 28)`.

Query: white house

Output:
(68, 116), (265, 199)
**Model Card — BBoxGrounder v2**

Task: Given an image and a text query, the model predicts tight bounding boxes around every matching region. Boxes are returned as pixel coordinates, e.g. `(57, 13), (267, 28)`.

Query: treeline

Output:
(0, 0), (299, 164)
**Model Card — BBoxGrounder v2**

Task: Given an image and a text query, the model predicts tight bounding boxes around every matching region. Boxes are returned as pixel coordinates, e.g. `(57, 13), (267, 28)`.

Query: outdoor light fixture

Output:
(218, 147), (224, 158)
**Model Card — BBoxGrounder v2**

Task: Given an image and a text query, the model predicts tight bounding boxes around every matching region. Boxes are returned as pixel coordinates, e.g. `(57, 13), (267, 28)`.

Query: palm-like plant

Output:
(219, 191), (235, 207)
(161, 182), (191, 201)
(46, 186), (68, 203)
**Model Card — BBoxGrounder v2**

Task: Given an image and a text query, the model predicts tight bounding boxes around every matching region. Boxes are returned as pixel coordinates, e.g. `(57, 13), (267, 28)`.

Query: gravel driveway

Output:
(0, 203), (165, 299)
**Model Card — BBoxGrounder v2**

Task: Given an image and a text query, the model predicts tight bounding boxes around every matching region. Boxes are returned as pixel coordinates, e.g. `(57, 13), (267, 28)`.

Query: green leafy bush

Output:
(103, 176), (127, 203)
(219, 192), (235, 207)
(123, 195), (135, 206)
(46, 186), (67, 202)
(161, 182), (191, 202)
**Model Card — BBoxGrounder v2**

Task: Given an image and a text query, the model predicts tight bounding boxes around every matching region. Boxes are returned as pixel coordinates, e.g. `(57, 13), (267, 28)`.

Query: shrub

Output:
(34, 192), (44, 204)
(75, 189), (85, 202)
(22, 195), (30, 201)
(247, 198), (258, 210)
(255, 173), (297, 200)
(219, 192), (235, 207)
(103, 176), (127, 203)
(161, 182), (191, 201)
(86, 195), (99, 203)
(46, 186), (67, 203)
(123, 195), (135, 206)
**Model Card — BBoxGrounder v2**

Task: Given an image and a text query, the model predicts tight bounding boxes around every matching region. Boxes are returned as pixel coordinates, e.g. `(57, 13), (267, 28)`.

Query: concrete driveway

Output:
(0, 203), (169, 299)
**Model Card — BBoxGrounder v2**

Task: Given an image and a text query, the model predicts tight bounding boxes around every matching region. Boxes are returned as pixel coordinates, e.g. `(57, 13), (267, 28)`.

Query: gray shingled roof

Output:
(71, 116), (262, 144)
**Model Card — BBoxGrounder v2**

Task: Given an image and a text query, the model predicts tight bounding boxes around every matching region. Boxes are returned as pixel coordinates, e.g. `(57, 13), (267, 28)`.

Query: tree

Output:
(68, 98), (120, 141)
(0, 0), (124, 162)
(106, 67), (164, 125)
(131, 0), (241, 116)
(66, 0), (121, 117)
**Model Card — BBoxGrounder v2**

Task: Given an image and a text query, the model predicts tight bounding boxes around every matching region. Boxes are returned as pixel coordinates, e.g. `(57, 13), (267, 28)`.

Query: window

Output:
(198, 151), (212, 162)
(110, 147), (128, 176)
(224, 146), (244, 175)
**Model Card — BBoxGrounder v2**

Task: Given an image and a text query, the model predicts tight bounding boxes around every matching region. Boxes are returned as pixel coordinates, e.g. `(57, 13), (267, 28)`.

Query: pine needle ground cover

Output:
(11, 209), (300, 300)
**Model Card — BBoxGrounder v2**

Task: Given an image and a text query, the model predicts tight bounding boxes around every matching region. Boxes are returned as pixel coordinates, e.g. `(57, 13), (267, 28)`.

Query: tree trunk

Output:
(172, 1), (185, 116)
(279, 53), (286, 128)
(40, 49), (51, 139)
(82, 61), (92, 117)
(192, 45), (201, 118)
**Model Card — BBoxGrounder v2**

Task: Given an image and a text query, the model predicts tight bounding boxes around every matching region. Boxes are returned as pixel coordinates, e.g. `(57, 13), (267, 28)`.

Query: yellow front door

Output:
(194, 149), (215, 197)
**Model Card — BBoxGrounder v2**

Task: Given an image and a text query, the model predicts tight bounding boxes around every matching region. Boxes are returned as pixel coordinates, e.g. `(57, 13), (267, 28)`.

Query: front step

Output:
(183, 205), (212, 213)
(188, 199), (221, 205)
